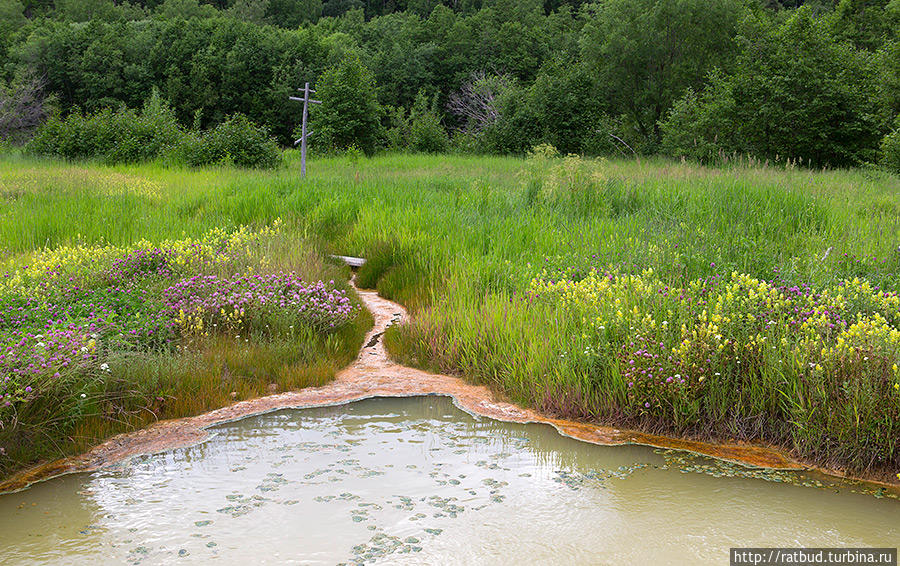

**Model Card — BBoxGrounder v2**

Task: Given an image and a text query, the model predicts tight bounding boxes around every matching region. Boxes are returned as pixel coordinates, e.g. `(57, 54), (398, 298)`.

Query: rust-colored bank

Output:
(2, 285), (898, 495)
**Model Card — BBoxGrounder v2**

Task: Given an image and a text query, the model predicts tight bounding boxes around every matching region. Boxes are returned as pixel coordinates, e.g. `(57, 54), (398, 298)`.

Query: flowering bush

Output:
(164, 273), (357, 335)
(528, 266), (900, 468)
(0, 223), (359, 431)
(106, 248), (176, 281)
(0, 327), (97, 406)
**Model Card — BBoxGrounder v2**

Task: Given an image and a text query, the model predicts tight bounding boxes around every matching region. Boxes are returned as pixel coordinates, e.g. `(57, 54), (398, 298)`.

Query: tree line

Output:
(1, 0), (898, 170)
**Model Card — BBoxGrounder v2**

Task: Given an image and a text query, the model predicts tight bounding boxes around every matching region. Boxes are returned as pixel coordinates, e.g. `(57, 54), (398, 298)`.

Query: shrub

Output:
(448, 130), (483, 155)
(660, 72), (744, 163)
(28, 98), (281, 169)
(409, 109), (448, 154)
(383, 106), (407, 151)
(479, 81), (535, 155)
(27, 92), (184, 163)
(173, 113), (281, 169)
(662, 9), (884, 167)
(880, 123), (900, 173)
(0, 75), (51, 145)
(582, 114), (643, 158)
(516, 60), (607, 155)
(447, 72), (517, 153)
(407, 90), (448, 153)
(313, 55), (383, 155)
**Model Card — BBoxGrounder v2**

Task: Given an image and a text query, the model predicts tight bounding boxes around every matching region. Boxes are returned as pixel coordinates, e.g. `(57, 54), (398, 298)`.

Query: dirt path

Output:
(2, 284), (894, 494)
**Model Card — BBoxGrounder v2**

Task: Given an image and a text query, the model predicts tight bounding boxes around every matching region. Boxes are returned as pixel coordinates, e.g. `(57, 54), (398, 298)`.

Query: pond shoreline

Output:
(2, 283), (898, 496)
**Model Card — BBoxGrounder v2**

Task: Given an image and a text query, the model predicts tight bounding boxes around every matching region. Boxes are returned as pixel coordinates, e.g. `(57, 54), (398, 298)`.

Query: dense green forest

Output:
(1, 0), (899, 169)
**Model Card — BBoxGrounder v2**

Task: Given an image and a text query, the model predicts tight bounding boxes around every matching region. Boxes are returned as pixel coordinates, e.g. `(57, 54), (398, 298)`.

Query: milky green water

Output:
(0, 396), (898, 565)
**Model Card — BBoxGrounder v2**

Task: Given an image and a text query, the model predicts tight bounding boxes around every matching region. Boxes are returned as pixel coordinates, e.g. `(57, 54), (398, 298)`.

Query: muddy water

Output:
(1, 397), (898, 565)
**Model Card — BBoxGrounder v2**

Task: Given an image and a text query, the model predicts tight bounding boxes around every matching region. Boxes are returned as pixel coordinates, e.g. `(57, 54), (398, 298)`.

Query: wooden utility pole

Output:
(289, 82), (321, 177)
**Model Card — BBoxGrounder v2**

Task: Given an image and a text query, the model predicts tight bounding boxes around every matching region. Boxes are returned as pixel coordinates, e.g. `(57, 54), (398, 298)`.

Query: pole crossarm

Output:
(293, 131), (313, 146)
(289, 96), (321, 104)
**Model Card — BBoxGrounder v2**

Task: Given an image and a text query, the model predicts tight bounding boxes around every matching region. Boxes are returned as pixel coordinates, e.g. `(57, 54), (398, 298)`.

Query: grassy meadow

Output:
(1, 151), (899, 480)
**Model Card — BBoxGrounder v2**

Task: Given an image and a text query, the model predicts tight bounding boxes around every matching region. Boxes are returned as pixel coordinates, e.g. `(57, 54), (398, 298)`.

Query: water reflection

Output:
(0, 396), (897, 565)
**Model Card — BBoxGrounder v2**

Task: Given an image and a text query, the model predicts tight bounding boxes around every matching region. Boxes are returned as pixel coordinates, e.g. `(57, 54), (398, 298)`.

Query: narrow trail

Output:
(1, 283), (892, 494)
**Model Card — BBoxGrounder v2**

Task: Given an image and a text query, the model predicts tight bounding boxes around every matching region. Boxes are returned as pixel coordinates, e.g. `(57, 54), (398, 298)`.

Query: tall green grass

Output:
(2, 151), (899, 477)
(3, 153), (897, 291)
